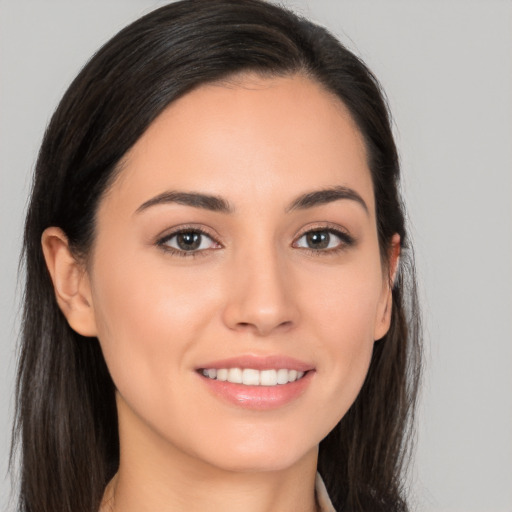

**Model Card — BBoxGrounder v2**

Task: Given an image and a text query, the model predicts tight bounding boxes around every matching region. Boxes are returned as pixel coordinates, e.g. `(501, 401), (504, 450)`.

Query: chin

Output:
(181, 423), (321, 474)
(202, 444), (317, 474)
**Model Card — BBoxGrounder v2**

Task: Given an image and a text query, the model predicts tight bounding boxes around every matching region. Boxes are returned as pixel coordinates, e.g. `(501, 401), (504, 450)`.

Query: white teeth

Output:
(228, 367), (242, 384)
(276, 368), (289, 384)
(201, 367), (307, 386)
(242, 368), (260, 385)
(260, 369), (277, 386)
(216, 368), (228, 381)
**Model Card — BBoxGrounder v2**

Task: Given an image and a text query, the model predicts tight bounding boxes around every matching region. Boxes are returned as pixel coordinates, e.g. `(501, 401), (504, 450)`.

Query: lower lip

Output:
(198, 371), (314, 410)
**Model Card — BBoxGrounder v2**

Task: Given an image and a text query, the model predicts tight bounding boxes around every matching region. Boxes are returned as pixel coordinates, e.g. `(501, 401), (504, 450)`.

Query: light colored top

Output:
(315, 473), (336, 512)
(100, 472), (336, 511)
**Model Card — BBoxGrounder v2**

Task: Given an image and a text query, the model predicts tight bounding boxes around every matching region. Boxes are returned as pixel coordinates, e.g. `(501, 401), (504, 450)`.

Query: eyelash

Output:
(293, 225), (355, 256)
(156, 225), (355, 258)
(156, 226), (219, 258)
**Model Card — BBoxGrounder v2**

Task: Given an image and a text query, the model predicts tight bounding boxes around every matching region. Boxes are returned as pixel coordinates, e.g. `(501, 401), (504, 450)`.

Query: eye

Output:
(293, 228), (353, 252)
(158, 229), (220, 255)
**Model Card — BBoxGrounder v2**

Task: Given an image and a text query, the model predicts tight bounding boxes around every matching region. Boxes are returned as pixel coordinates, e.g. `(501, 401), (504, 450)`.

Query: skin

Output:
(42, 73), (399, 512)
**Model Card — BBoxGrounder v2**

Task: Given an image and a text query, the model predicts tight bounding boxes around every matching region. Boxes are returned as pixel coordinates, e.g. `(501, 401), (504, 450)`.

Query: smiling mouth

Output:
(199, 368), (307, 386)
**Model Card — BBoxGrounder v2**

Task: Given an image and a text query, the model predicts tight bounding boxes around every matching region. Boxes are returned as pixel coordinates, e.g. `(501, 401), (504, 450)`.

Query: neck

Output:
(102, 462), (319, 512)
(100, 399), (320, 512)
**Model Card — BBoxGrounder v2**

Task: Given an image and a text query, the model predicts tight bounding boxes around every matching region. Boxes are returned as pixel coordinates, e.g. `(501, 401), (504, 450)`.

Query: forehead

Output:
(105, 73), (374, 216)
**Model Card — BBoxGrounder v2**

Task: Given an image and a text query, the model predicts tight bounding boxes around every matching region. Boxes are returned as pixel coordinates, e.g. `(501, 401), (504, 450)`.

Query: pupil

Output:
(177, 232), (201, 250)
(307, 231), (329, 249)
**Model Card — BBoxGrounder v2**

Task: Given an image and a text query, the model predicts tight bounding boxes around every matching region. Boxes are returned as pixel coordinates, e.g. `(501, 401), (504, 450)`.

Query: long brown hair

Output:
(12, 1), (422, 510)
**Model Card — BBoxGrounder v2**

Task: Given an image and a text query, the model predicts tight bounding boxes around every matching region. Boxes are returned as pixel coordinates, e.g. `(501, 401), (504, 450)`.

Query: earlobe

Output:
(41, 227), (97, 337)
(374, 234), (401, 341)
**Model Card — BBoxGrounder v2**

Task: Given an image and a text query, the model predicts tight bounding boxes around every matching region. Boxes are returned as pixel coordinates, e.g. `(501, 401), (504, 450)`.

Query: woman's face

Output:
(84, 74), (395, 473)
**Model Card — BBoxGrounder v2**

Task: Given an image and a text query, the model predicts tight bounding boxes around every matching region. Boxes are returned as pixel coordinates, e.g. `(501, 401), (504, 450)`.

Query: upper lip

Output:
(196, 355), (314, 372)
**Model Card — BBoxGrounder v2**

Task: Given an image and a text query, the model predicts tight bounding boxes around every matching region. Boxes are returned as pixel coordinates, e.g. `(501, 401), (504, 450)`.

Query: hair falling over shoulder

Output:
(11, 1), (422, 511)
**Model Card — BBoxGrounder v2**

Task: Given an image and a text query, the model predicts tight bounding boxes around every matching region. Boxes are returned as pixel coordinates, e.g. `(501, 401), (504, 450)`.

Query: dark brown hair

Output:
(12, 1), (422, 511)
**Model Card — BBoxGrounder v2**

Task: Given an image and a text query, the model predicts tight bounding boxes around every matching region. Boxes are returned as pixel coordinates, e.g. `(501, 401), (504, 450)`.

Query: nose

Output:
(222, 247), (299, 337)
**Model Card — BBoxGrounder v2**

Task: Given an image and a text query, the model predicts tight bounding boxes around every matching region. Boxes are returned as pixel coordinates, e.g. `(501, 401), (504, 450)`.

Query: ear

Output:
(373, 233), (401, 341)
(41, 227), (98, 337)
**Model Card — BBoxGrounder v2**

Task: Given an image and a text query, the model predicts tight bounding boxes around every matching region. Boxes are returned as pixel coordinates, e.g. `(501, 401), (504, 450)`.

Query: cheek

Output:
(300, 259), (383, 421)
(88, 257), (231, 461)
(305, 255), (383, 345)
(89, 252), (221, 404)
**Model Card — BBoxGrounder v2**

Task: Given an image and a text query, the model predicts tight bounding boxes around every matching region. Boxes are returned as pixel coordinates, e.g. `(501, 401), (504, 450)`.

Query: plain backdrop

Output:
(1, 1), (511, 511)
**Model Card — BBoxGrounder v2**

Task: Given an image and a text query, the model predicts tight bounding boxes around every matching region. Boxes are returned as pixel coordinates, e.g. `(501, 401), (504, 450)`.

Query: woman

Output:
(12, 0), (422, 511)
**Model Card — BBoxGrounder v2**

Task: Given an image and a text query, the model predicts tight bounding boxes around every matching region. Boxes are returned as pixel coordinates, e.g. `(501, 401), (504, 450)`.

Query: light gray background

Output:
(1, 1), (511, 511)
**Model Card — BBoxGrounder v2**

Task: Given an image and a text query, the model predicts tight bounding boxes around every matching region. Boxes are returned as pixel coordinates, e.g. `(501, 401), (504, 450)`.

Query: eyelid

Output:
(292, 222), (355, 251)
(294, 222), (353, 239)
(156, 224), (223, 256)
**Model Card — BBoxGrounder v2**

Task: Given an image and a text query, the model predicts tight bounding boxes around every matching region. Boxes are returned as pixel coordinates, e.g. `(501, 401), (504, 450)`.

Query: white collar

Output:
(315, 472), (336, 512)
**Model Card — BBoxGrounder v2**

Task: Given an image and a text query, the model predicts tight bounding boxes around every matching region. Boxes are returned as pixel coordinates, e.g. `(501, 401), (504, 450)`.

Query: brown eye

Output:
(160, 230), (219, 253)
(294, 228), (354, 252)
(304, 231), (330, 249)
(176, 232), (201, 251)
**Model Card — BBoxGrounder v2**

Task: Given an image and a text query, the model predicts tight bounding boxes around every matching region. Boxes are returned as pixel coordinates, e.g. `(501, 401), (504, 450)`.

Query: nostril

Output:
(223, 285), (300, 335)
(234, 319), (295, 336)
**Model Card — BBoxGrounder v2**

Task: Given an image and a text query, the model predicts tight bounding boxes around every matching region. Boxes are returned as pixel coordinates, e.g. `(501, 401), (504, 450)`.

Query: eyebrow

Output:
(135, 185), (368, 215)
(136, 191), (233, 214)
(286, 186), (369, 214)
